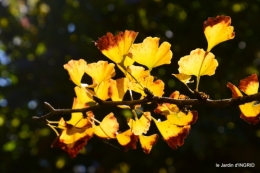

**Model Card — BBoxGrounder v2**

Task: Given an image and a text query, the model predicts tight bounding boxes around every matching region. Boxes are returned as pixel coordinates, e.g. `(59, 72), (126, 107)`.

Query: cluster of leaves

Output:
(42, 16), (260, 158)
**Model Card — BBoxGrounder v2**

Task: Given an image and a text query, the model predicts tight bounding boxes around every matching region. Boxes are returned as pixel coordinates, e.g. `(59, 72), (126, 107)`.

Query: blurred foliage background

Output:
(0, 0), (260, 173)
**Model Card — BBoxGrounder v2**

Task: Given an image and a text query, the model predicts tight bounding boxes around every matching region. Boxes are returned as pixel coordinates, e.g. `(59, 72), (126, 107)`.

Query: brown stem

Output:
(32, 92), (260, 122)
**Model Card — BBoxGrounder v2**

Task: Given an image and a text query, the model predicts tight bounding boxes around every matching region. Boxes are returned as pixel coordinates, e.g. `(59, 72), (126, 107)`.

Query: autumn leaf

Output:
(95, 30), (138, 64)
(116, 129), (138, 151)
(166, 111), (198, 126)
(204, 15), (235, 51)
(153, 118), (190, 149)
(172, 73), (192, 85)
(51, 118), (94, 158)
(227, 74), (260, 124)
(130, 37), (172, 70)
(139, 134), (158, 154)
(74, 86), (94, 103)
(128, 112), (152, 135)
(64, 59), (87, 86)
(85, 61), (115, 84)
(94, 80), (111, 101)
(93, 113), (119, 138)
(178, 48), (218, 77)
(109, 78), (128, 101)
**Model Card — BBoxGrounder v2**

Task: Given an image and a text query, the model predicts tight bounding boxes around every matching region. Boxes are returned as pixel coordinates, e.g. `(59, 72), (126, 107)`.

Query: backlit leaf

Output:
(64, 59), (87, 86)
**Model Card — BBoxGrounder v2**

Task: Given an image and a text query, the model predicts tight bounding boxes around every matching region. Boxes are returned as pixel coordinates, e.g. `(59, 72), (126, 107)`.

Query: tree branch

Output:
(32, 92), (260, 122)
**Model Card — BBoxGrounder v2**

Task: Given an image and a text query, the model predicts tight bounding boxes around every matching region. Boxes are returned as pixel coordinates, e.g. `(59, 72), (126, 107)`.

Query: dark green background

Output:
(0, 0), (260, 173)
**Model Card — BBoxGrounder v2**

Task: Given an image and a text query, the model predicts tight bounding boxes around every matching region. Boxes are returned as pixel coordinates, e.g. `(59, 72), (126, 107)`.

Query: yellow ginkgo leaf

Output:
(67, 98), (94, 128)
(153, 118), (190, 149)
(126, 65), (150, 82)
(178, 48), (218, 77)
(64, 59), (87, 86)
(139, 134), (158, 154)
(129, 75), (164, 97)
(172, 73), (192, 85)
(116, 129), (138, 151)
(166, 111), (198, 126)
(130, 37), (172, 70)
(85, 61), (115, 84)
(128, 112), (152, 135)
(93, 113), (119, 138)
(74, 86), (94, 103)
(95, 30), (138, 64)
(94, 80), (110, 101)
(52, 118), (94, 158)
(227, 74), (260, 125)
(204, 15), (235, 51)
(109, 78), (128, 101)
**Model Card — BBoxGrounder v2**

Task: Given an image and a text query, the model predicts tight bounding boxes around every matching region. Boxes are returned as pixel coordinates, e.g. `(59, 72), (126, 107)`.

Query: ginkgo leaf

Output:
(130, 37), (172, 70)
(109, 78), (128, 101)
(95, 30), (138, 63)
(67, 98), (94, 128)
(172, 73), (192, 85)
(227, 77), (260, 125)
(64, 59), (87, 86)
(239, 73), (259, 95)
(204, 15), (235, 51)
(166, 111), (198, 126)
(85, 61), (115, 84)
(128, 112), (152, 135)
(139, 134), (158, 154)
(178, 48), (218, 77)
(51, 118), (94, 158)
(94, 80), (110, 101)
(93, 113), (119, 138)
(126, 65), (149, 82)
(153, 118), (190, 149)
(116, 129), (138, 151)
(74, 86), (94, 103)
(129, 75), (164, 97)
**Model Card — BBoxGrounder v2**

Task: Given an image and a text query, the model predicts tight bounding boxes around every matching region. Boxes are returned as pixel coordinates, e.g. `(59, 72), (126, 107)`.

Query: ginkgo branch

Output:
(32, 92), (260, 122)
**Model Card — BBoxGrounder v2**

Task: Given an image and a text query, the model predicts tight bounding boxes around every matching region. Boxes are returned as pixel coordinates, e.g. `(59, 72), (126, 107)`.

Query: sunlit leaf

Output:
(178, 48), (218, 77)
(227, 75), (260, 125)
(94, 80), (111, 101)
(109, 78), (128, 101)
(116, 129), (138, 151)
(64, 59), (87, 86)
(128, 112), (151, 135)
(93, 113), (119, 138)
(130, 37), (172, 70)
(139, 134), (158, 154)
(204, 15), (235, 51)
(85, 61), (115, 84)
(153, 118), (190, 149)
(166, 111), (198, 126)
(95, 30), (138, 63)
(172, 73), (192, 85)
(74, 86), (94, 103)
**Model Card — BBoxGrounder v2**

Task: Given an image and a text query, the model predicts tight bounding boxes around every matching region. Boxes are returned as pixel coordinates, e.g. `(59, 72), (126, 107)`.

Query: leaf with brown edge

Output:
(139, 134), (158, 154)
(95, 30), (138, 64)
(153, 118), (190, 149)
(128, 112), (152, 135)
(178, 48), (218, 78)
(116, 129), (138, 151)
(239, 73), (259, 95)
(130, 37), (172, 70)
(93, 113), (119, 138)
(85, 61), (115, 84)
(227, 76), (260, 124)
(52, 118), (94, 158)
(204, 15), (235, 51)
(64, 59), (87, 86)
